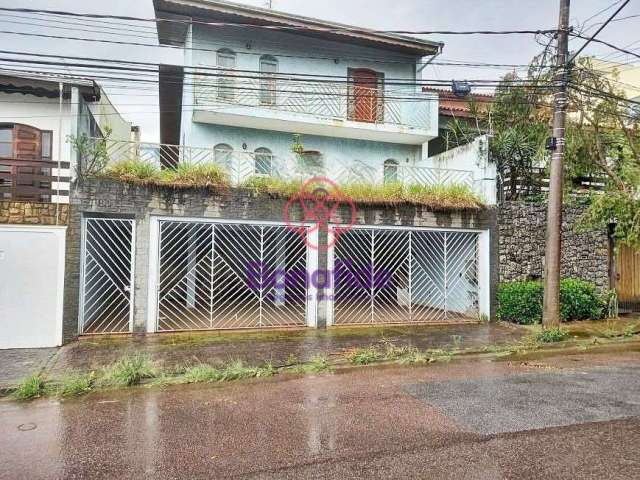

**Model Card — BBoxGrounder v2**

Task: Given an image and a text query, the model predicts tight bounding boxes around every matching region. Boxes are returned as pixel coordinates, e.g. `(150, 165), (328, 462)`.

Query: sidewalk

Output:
(2, 322), (527, 387)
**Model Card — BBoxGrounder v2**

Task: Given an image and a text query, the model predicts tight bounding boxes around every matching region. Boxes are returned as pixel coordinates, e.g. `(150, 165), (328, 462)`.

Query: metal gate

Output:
(330, 227), (479, 325)
(156, 220), (310, 331)
(80, 218), (135, 334)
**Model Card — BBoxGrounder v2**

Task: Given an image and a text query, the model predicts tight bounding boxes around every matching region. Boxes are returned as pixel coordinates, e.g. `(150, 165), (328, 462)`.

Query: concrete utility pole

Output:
(542, 0), (570, 326)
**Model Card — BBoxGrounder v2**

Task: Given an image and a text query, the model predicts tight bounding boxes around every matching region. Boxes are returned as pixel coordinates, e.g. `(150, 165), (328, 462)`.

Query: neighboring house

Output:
(591, 59), (640, 103)
(0, 72), (133, 349)
(0, 71), (132, 203)
(424, 87), (494, 157)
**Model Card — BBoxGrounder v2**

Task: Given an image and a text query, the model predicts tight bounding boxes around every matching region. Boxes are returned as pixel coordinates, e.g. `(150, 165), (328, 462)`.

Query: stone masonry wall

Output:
(498, 201), (610, 290)
(0, 201), (69, 225)
(61, 179), (499, 342)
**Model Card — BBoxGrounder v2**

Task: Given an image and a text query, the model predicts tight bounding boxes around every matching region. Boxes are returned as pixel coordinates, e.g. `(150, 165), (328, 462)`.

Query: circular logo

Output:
(283, 177), (357, 250)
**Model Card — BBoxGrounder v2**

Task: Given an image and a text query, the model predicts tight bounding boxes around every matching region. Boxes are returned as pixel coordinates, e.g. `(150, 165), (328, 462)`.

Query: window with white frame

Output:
(254, 147), (273, 175)
(259, 55), (278, 106)
(214, 143), (233, 169)
(383, 159), (399, 184)
(216, 48), (237, 101)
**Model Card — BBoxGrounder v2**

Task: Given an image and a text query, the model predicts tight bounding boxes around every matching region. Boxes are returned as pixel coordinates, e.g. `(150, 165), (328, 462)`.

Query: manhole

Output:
(17, 423), (37, 432)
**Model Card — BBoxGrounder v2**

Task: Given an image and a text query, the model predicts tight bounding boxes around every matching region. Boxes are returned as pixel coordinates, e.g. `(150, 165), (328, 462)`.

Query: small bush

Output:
(219, 360), (261, 381)
(559, 279), (606, 321)
(536, 327), (570, 343)
(12, 374), (48, 401)
(240, 176), (302, 196)
(101, 355), (157, 387)
(497, 281), (544, 325)
(497, 279), (607, 324)
(405, 183), (484, 210)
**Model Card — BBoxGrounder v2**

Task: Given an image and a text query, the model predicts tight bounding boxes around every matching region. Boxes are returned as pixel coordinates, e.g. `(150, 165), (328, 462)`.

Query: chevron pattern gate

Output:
(80, 218), (135, 334)
(331, 227), (479, 325)
(156, 221), (310, 331)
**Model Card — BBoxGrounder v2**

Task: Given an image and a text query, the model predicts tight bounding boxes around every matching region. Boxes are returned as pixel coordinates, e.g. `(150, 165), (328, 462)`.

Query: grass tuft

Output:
(12, 374), (48, 401)
(536, 327), (570, 344)
(345, 346), (383, 365)
(55, 373), (95, 397)
(158, 162), (229, 187)
(182, 365), (223, 384)
(289, 355), (332, 374)
(101, 355), (157, 387)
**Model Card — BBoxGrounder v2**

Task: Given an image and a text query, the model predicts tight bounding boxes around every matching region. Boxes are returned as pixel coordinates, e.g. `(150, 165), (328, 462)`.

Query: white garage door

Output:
(0, 225), (66, 349)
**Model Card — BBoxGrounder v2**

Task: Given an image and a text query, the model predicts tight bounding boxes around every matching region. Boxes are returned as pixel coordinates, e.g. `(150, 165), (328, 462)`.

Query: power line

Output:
(0, 7), (557, 36)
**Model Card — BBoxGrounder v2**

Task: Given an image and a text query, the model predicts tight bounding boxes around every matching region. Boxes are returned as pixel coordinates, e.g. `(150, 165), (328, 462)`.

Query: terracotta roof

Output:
(423, 87), (493, 119)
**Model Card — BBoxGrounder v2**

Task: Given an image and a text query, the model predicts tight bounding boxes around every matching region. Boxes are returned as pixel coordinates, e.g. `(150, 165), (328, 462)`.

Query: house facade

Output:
(0, 72), (133, 349)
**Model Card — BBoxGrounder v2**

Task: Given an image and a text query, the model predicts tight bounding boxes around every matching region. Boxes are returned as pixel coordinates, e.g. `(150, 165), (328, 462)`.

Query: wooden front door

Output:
(616, 243), (640, 311)
(349, 69), (381, 123)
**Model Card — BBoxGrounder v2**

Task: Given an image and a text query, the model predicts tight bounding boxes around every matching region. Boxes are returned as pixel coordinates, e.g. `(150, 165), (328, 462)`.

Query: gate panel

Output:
(81, 218), (135, 334)
(157, 221), (309, 331)
(331, 227), (479, 325)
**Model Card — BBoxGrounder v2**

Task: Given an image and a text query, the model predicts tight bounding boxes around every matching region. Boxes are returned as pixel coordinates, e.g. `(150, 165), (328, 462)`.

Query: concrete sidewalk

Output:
(2, 322), (527, 386)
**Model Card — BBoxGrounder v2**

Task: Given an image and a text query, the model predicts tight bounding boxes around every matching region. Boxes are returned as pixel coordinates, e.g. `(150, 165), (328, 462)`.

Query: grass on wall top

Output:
(99, 160), (485, 211)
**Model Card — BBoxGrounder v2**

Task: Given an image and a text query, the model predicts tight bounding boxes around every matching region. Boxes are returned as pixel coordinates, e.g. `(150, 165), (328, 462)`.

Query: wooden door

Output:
(349, 69), (380, 123)
(616, 243), (640, 309)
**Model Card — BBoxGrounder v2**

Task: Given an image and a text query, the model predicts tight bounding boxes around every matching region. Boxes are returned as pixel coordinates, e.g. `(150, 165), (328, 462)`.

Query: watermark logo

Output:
(283, 176), (357, 251)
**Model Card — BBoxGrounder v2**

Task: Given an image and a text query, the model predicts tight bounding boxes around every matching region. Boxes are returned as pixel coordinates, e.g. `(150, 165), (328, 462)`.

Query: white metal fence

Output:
(156, 220), (311, 331)
(330, 226), (479, 325)
(80, 218), (135, 334)
(96, 138), (476, 189)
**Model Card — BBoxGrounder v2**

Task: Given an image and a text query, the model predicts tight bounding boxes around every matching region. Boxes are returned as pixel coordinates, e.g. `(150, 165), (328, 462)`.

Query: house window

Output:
(299, 151), (323, 174)
(214, 143), (233, 169)
(254, 147), (273, 175)
(41, 131), (52, 159)
(217, 49), (237, 101)
(259, 55), (278, 106)
(0, 124), (49, 160)
(0, 126), (12, 158)
(383, 159), (399, 184)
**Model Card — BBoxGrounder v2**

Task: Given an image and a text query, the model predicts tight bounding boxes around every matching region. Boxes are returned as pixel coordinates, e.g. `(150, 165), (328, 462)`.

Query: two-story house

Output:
(57, 0), (497, 342)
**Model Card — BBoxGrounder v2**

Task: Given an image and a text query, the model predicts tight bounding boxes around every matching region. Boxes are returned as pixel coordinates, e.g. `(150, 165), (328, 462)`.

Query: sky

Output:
(0, 0), (638, 141)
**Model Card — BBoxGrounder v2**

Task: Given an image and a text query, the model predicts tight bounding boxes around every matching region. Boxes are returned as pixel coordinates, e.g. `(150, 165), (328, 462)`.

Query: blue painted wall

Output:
(181, 24), (427, 177)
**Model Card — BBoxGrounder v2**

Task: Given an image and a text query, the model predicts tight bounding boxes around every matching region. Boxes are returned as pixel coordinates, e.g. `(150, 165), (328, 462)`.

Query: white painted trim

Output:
(78, 217), (87, 335)
(477, 229), (491, 320)
(128, 220), (137, 333)
(0, 225), (67, 346)
(151, 216), (314, 228)
(306, 229), (319, 328)
(325, 232), (337, 327)
(343, 223), (486, 234)
(147, 217), (160, 333)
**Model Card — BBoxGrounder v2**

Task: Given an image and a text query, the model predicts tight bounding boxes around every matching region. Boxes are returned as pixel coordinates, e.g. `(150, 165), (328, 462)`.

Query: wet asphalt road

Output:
(1, 352), (640, 479)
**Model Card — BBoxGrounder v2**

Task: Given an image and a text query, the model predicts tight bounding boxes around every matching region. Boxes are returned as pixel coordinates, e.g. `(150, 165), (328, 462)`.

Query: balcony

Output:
(97, 139), (475, 189)
(191, 70), (438, 144)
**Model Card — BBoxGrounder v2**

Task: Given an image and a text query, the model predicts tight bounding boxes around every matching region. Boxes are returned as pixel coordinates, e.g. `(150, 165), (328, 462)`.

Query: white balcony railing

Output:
(192, 70), (434, 131)
(94, 139), (474, 190)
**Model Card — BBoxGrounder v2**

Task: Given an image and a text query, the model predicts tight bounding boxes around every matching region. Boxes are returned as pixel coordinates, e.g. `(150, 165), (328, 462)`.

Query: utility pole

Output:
(542, 0), (570, 326)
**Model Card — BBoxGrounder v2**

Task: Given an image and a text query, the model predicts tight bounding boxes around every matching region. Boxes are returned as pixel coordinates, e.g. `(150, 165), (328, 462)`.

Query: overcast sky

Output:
(0, 0), (637, 141)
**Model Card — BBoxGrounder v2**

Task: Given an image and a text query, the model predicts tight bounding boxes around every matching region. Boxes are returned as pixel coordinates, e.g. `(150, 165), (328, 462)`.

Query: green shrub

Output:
(497, 280), (544, 324)
(559, 278), (606, 321)
(497, 279), (607, 324)
(345, 346), (383, 365)
(182, 365), (223, 384)
(55, 373), (95, 397)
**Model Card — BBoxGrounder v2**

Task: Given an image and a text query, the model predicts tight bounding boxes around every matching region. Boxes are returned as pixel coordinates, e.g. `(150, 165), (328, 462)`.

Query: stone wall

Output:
(0, 201), (69, 225)
(498, 201), (610, 290)
(62, 179), (498, 342)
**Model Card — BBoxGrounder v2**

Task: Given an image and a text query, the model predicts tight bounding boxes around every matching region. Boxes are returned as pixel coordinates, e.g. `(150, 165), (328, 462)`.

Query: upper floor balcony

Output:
(191, 69), (438, 145)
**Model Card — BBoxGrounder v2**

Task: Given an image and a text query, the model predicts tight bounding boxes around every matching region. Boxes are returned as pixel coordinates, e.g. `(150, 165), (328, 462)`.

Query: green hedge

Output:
(497, 279), (606, 324)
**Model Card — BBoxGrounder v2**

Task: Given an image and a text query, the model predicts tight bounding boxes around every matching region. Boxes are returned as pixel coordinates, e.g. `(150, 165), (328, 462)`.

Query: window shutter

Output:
(13, 125), (42, 160)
